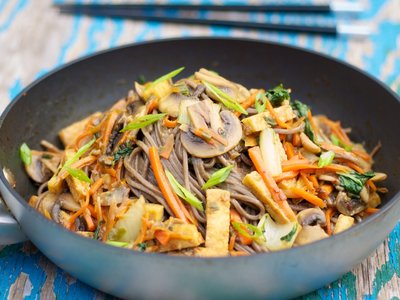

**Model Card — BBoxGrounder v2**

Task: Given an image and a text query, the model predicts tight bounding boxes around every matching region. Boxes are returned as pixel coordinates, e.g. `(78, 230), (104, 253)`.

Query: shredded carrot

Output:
(265, 98), (288, 128)
(135, 217), (148, 244)
(146, 97), (158, 113)
(59, 155), (97, 180)
(89, 177), (104, 195)
(345, 161), (365, 174)
(273, 171), (299, 183)
(149, 146), (190, 223)
(368, 180), (377, 191)
(230, 208), (253, 245)
(104, 167), (117, 178)
(160, 134), (175, 159)
(283, 142), (295, 159)
(364, 207), (380, 214)
(300, 173), (315, 193)
(74, 131), (94, 151)
(292, 133), (301, 147)
(228, 234), (237, 251)
(83, 209), (96, 231)
(309, 175), (319, 189)
(115, 159), (123, 182)
(154, 229), (171, 245)
(193, 128), (214, 145)
(307, 110), (319, 137)
(205, 128), (228, 146)
(283, 162), (349, 173)
(235, 90), (259, 117)
(230, 251), (250, 256)
(248, 147), (296, 221)
(325, 208), (334, 235)
(352, 149), (372, 162)
(318, 184), (333, 200)
(68, 192), (91, 229)
(290, 187), (327, 208)
(87, 204), (96, 216)
(102, 111), (119, 152)
(163, 115), (178, 128)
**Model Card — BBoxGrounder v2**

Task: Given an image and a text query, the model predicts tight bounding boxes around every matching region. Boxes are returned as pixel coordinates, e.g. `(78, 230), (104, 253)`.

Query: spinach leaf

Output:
(266, 84), (290, 107)
(338, 171), (375, 195)
(291, 100), (315, 143)
(113, 142), (134, 162)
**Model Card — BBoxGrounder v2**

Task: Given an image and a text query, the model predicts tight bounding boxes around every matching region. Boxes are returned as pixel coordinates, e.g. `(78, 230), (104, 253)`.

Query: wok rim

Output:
(0, 36), (399, 262)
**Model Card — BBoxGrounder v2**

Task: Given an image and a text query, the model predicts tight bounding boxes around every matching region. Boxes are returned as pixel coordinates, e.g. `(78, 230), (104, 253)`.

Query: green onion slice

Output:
(120, 113), (166, 132)
(149, 67), (185, 89)
(232, 221), (263, 240)
(203, 81), (248, 115)
(255, 91), (267, 113)
(318, 150), (335, 167)
(202, 165), (233, 190)
(20, 143), (32, 165)
(64, 166), (92, 183)
(63, 138), (96, 168)
(166, 170), (204, 211)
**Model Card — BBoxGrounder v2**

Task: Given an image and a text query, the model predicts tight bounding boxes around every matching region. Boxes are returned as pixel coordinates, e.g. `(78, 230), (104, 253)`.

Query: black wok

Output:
(0, 38), (399, 299)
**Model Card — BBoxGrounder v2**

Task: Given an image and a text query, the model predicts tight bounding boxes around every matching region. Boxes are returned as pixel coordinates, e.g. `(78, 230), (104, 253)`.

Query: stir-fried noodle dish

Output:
(20, 68), (387, 256)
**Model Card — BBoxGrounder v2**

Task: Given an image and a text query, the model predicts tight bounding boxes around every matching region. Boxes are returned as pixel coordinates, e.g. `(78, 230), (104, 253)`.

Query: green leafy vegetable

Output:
(255, 91), (267, 113)
(280, 224), (298, 242)
(106, 240), (132, 248)
(137, 74), (146, 84)
(113, 142), (133, 162)
(318, 151), (335, 167)
(63, 138), (96, 168)
(166, 170), (204, 211)
(338, 171), (375, 195)
(266, 84), (290, 107)
(19, 143), (32, 165)
(148, 67), (184, 89)
(330, 134), (352, 151)
(232, 221), (263, 240)
(203, 81), (248, 115)
(120, 113), (166, 132)
(138, 242), (147, 252)
(202, 165), (234, 190)
(291, 100), (315, 142)
(64, 166), (92, 183)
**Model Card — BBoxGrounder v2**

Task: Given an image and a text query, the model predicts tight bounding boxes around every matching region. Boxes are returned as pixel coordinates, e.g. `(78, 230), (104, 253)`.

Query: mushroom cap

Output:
(297, 208), (326, 226)
(335, 191), (366, 216)
(24, 150), (53, 183)
(181, 110), (242, 158)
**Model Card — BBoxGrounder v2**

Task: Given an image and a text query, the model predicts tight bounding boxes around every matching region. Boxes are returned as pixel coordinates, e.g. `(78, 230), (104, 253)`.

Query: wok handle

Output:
(0, 196), (27, 244)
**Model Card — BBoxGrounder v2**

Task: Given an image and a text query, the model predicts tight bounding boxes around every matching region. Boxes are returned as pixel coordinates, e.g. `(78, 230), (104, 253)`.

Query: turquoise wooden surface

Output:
(0, 0), (399, 298)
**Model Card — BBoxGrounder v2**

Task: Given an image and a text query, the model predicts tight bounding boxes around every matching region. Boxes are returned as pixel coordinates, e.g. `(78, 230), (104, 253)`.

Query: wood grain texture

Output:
(0, 0), (399, 299)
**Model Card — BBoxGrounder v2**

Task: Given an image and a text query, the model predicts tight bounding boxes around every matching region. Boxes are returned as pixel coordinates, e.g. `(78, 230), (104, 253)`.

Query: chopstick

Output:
(56, 3), (370, 36)
(56, 3), (364, 14)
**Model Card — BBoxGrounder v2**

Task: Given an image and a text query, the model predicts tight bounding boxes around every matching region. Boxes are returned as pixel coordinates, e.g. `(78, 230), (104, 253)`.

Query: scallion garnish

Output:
(63, 138), (96, 168)
(166, 170), (204, 211)
(106, 240), (131, 248)
(318, 150), (335, 168)
(19, 143), (32, 165)
(64, 166), (92, 183)
(203, 81), (248, 115)
(232, 221), (263, 240)
(149, 67), (185, 89)
(120, 113), (166, 132)
(255, 91), (267, 113)
(202, 164), (233, 190)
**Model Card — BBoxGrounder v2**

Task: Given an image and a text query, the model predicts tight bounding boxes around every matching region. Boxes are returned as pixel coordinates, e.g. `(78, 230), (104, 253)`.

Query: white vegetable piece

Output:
(333, 214), (355, 234)
(259, 128), (287, 177)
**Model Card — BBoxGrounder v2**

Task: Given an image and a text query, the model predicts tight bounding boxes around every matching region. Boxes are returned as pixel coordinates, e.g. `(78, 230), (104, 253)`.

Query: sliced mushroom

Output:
(25, 150), (52, 183)
(59, 193), (81, 212)
(37, 192), (58, 218)
(294, 225), (329, 246)
(194, 68), (250, 103)
(159, 93), (200, 118)
(181, 105), (243, 158)
(300, 132), (321, 154)
(96, 186), (129, 206)
(297, 208), (326, 226)
(335, 191), (366, 216)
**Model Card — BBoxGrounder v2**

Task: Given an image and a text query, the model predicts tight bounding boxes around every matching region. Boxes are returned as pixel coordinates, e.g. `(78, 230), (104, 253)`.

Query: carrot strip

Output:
(205, 128), (228, 146)
(163, 115), (178, 128)
(154, 230), (171, 245)
(345, 161), (365, 174)
(230, 209), (253, 245)
(368, 180), (377, 191)
(229, 234), (237, 252)
(300, 173), (315, 193)
(146, 98), (158, 113)
(364, 207), (380, 214)
(102, 111), (119, 152)
(149, 146), (190, 223)
(89, 177), (104, 195)
(230, 251), (250, 256)
(248, 147), (296, 221)
(87, 204), (96, 216)
(309, 175), (319, 189)
(83, 209), (96, 231)
(292, 133), (301, 147)
(74, 131), (94, 151)
(318, 184), (333, 200)
(104, 167), (117, 178)
(290, 187), (326, 208)
(235, 90), (259, 117)
(115, 131), (129, 149)
(283, 142), (295, 159)
(68, 192), (91, 229)
(325, 208), (334, 235)
(160, 134), (175, 159)
(273, 171), (299, 183)
(59, 156), (97, 180)
(265, 99), (288, 128)
(115, 159), (123, 182)
(193, 128), (214, 145)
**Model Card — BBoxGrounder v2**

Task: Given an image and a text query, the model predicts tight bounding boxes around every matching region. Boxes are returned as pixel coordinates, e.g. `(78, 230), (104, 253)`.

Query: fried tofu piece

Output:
(144, 203), (164, 222)
(243, 171), (291, 224)
(157, 218), (204, 252)
(59, 112), (102, 147)
(204, 189), (231, 256)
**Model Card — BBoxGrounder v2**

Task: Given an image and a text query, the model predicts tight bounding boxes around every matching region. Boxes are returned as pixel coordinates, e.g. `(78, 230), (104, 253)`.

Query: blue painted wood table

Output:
(0, 0), (399, 299)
